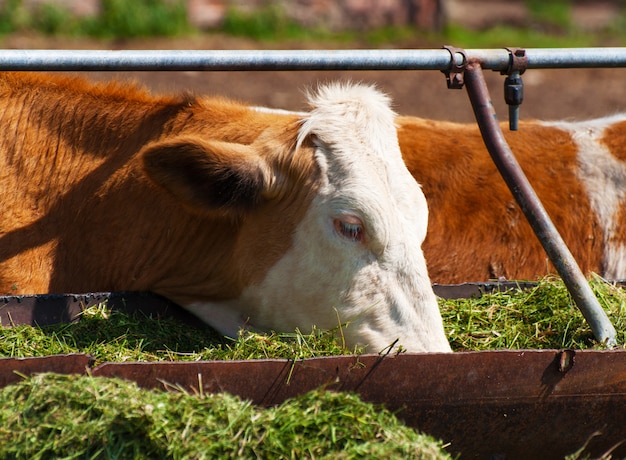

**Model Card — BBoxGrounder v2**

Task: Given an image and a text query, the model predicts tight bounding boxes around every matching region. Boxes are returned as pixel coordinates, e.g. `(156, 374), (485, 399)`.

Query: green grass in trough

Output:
(440, 275), (626, 351)
(1, 275), (624, 362)
(0, 302), (360, 363)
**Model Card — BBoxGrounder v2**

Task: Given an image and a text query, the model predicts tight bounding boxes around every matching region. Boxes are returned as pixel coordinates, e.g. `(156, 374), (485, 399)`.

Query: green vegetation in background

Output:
(0, 0), (191, 38)
(441, 23), (598, 49)
(0, 0), (625, 46)
(215, 2), (622, 48)
(213, 1), (626, 47)
(220, 3), (329, 42)
(91, 0), (191, 38)
(447, 0), (626, 48)
(526, 0), (572, 31)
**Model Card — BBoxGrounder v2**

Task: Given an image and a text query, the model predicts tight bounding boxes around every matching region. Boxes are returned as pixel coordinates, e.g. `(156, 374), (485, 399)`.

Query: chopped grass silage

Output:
(0, 303), (358, 363)
(2, 275), (624, 363)
(0, 373), (451, 459)
(440, 275), (626, 351)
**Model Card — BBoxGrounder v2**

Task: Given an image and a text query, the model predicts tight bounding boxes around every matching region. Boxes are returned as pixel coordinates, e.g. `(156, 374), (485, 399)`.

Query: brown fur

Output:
(397, 116), (603, 283)
(0, 72), (318, 302)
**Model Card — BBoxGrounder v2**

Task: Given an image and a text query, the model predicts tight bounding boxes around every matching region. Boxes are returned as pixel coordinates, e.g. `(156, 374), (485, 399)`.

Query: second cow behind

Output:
(398, 114), (626, 284)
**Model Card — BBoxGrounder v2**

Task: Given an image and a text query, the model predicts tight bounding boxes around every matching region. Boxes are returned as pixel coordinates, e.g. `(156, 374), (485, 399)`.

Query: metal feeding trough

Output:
(1, 287), (625, 460)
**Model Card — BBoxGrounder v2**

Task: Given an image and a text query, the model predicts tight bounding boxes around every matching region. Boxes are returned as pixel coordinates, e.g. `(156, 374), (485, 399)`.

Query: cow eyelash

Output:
(334, 218), (364, 243)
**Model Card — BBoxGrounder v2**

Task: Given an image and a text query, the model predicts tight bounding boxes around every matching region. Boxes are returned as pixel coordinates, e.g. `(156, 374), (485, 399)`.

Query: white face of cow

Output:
(185, 83), (451, 353)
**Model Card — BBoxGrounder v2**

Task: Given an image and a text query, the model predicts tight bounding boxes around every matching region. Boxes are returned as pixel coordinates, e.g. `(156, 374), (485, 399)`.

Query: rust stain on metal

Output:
(441, 45), (467, 89)
(558, 349), (576, 373)
(0, 349), (625, 459)
(503, 47), (528, 75)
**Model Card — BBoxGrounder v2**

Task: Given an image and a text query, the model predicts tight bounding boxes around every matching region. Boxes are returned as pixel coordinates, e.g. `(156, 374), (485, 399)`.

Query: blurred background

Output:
(1, 0), (625, 122)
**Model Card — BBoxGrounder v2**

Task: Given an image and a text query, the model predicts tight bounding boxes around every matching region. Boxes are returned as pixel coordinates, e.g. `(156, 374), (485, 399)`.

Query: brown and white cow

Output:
(397, 114), (626, 284)
(0, 72), (451, 353)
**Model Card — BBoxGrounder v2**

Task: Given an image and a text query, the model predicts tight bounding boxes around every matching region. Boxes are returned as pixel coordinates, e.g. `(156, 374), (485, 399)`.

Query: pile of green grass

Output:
(0, 373), (450, 459)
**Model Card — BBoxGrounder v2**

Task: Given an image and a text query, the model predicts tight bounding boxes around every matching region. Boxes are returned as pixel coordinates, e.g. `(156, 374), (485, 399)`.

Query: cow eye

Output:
(334, 217), (365, 243)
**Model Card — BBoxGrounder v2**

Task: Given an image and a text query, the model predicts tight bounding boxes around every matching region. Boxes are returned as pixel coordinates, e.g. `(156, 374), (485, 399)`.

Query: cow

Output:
(397, 114), (626, 284)
(0, 72), (451, 353)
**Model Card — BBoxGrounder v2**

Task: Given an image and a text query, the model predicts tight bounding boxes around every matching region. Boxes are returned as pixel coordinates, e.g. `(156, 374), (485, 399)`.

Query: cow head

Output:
(140, 83), (451, 353)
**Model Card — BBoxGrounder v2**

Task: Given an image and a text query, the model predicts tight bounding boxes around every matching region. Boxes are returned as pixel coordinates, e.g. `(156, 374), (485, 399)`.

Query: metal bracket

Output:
(501, 47), (528, 76)
(501, 48), (528, 131)
(441, 45), (467, 89)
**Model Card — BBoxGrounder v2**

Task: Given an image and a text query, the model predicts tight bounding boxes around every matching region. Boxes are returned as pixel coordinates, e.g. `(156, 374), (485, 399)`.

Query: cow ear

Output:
(140, 136), (270, 215)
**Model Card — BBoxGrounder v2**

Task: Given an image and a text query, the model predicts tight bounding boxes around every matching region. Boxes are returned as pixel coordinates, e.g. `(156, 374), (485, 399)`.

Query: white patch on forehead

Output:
(262, 84), (405, 204)
(296, 82), (425, 244)
(542, 115), (626, 278)
(297, 82), (398, 154)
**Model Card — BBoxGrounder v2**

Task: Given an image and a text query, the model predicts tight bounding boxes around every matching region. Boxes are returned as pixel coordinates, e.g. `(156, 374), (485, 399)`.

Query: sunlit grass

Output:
(0, 303), (361, 364)
(2, 276), (624, 364)
(440, 274), (626, 351)
(0, 373), (451, 459)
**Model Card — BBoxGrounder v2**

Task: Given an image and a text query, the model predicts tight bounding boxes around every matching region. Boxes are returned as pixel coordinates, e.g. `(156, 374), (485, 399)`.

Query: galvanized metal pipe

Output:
(0, 49), (464, 71)
(0, 48), (625, 71)
(463, 61), (617, 347)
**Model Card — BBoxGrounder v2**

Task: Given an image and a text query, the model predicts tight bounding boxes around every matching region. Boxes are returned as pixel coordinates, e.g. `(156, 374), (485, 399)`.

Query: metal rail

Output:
(0, 48), (625, 71)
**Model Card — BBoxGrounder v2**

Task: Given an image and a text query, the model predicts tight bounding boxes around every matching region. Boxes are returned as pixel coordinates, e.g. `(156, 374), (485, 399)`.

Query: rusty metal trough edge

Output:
(2, 286), (626, 459)
(2, 349), (626, 459)
(0, 282), (549, 328)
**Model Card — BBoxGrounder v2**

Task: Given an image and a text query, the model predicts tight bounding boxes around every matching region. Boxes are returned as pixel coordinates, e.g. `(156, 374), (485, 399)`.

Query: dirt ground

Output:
(3, 32), (626, 123)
